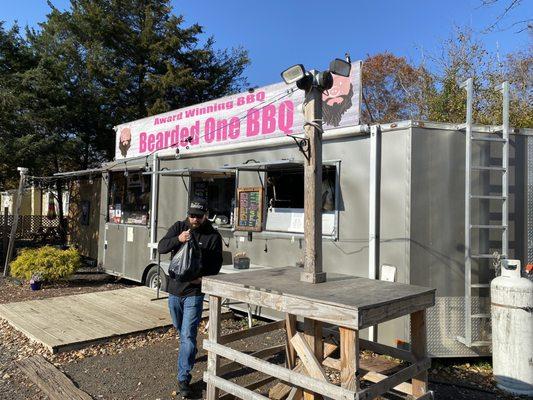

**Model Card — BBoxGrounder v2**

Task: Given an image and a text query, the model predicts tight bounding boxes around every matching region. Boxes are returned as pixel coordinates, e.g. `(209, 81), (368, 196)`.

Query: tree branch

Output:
(482, 0), (524, 33)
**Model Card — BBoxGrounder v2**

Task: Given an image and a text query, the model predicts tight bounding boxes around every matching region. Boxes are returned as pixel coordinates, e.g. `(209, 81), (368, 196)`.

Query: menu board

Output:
(192, 181), (208, 202)
(236, 187), (263, 231)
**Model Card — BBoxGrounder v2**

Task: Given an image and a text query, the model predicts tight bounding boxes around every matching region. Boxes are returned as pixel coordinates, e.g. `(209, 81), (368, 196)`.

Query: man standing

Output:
(158, 199), (222, 398)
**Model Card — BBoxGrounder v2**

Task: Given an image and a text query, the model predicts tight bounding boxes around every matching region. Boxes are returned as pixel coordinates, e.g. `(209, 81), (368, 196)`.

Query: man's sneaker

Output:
(178, 381), (193, 398)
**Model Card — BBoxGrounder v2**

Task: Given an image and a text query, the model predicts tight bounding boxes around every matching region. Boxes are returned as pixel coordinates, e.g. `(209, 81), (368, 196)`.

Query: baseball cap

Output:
(188, 199), (208, 215)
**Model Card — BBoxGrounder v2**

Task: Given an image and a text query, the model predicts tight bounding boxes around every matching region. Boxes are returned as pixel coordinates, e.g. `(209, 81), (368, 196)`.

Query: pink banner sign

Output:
(114, 61), (361, 160)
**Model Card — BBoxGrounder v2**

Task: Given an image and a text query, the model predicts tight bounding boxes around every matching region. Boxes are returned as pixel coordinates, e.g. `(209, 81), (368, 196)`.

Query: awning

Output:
(220, 158), (304, 171)
(142, 168), (234, 177)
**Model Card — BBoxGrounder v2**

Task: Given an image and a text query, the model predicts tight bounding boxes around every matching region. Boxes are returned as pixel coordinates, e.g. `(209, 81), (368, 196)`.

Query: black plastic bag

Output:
(168, 237), (202, 282)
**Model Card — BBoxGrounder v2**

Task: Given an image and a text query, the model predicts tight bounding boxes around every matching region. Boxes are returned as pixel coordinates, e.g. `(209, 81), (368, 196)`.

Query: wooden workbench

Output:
(202, 267), (435, 400)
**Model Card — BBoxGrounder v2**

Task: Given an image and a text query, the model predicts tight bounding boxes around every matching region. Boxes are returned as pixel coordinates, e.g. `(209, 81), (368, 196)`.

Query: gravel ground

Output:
(0, 275), (528, 400)
(61, 318), (286, 400)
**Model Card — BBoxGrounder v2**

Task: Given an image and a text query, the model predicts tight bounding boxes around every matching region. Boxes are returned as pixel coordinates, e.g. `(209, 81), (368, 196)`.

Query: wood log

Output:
(17, 355), (92, 400)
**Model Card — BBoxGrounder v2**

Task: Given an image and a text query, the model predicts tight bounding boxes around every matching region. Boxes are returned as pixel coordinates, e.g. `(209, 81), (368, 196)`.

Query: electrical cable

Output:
(25, 86), (304, 225)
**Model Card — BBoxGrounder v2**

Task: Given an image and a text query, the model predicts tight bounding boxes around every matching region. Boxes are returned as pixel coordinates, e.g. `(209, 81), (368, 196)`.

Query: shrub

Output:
(10, 246), (81, 282)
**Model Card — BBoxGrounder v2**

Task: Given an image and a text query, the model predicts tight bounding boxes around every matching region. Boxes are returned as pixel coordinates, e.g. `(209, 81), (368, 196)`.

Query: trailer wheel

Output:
(145, 265), (168, 292)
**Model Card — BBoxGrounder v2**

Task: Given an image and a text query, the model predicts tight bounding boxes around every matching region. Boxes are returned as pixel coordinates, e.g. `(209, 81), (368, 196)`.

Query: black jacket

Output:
(158, 219), (222, 297)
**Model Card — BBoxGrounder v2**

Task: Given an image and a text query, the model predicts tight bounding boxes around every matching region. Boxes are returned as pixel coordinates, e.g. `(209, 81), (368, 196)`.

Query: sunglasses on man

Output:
(189, 213), (205, 219)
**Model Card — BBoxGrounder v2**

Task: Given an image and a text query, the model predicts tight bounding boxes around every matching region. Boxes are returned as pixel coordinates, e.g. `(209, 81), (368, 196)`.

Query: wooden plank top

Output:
(203, 267), (435, 329)
(0, 286), (174, 353)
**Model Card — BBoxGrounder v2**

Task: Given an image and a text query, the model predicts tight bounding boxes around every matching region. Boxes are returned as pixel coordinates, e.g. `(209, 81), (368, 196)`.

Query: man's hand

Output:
(178, 229), (191, 243)
(190, 277), (202, 285)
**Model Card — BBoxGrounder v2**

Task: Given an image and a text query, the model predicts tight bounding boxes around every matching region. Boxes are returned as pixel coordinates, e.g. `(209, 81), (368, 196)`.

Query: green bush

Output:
(10, 246), (81, 282)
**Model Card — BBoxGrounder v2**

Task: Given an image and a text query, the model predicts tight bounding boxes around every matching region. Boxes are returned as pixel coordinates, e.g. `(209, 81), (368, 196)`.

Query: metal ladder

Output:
(457, 79), (510, 348)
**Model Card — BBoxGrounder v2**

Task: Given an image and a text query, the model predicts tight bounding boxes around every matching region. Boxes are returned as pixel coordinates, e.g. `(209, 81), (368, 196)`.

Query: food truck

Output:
(68, 62), (533, 358)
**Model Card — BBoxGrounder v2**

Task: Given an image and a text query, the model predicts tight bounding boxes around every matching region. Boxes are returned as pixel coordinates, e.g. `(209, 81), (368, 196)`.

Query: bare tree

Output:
(481, 0), (532, 33)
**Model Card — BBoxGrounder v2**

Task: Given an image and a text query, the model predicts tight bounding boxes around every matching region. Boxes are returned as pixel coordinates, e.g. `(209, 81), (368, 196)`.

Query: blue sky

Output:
(1, 0), (531, 87)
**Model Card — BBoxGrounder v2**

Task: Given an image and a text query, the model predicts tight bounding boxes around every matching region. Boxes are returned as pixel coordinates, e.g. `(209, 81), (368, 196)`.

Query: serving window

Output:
(266, 165), (336, 211)
(221, 159), (340, 237)
(108, 171), (151, 225)
(264, 164), (338, 236)
(190, 173), (235, 228)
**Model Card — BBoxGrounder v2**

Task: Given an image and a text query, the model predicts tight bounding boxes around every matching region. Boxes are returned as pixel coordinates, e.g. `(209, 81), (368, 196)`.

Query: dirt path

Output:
(61, 320), (285, 400)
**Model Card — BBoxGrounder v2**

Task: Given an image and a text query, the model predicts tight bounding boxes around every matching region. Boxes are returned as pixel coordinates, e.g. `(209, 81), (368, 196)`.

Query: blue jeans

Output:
(168, 293), (205, 383)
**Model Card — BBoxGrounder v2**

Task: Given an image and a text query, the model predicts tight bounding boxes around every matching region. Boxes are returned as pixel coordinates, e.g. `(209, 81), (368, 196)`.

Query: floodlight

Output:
(329, 58), (351, 77)
(317, 71), (333, 90)
(281, 64), (306, 84)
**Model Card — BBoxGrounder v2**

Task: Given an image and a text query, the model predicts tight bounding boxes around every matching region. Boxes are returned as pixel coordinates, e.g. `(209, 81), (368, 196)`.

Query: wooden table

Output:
(219, 263), (275, 328)
(202, 267), (435, 400)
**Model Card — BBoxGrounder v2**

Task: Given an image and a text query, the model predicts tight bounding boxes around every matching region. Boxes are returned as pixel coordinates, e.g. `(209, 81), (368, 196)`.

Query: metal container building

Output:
(96, 120), (532, 357)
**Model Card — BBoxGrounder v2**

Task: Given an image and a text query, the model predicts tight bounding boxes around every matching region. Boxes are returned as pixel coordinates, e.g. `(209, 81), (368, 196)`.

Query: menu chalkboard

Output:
(192, 181), (208, 202)
(236, 187), (264, 231)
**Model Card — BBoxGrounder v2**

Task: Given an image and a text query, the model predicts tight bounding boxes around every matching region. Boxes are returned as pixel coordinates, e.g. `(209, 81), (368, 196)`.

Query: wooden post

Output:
(285, 313), (298, 369)
(410, 309), (428, 397)
(2, 207), (8, 267)
(207, 295), (222, 400)
(301, 80), (326, 284)
(290, 333), (328, 381)
(4, 167), (27, 276)
(339, 327), (360, 391)
(303, 318), (323, 400)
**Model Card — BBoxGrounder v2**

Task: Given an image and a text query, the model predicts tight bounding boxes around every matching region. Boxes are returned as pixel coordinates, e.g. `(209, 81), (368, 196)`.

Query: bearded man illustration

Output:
(119, 127), (132, 157)
(322, 74), (353, 127)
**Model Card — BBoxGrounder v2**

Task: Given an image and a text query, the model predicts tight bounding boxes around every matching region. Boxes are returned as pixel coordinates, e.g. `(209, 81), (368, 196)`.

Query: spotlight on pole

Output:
(281, 57), (350, 93)
(281, 64), (306, 84)
(329, 58), (351, 77)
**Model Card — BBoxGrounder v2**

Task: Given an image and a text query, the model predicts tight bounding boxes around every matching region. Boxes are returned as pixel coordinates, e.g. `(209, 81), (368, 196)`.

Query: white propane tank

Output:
(491, 259), (533, 396)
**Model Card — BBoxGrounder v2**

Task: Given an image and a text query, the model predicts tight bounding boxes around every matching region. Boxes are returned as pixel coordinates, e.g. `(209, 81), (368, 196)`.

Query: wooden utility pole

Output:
(301, 72), (326, 284)
(301, 71), (326, 400)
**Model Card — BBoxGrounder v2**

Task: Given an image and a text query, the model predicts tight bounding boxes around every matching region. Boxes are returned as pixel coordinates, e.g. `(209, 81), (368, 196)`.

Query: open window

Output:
(108, 170), (151, 225)
(265, 163), (338, 236)
(266, 165), (336, 211)
(221, 159), (340, 237)
(190, 172), (235, 228)
(145, 168), (235, 228)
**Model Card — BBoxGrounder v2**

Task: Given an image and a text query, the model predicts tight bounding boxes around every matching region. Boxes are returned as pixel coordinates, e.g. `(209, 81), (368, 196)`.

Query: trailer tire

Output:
(145, 265), (168, 292)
